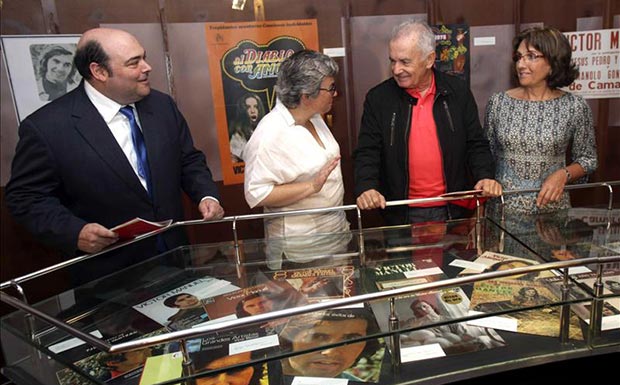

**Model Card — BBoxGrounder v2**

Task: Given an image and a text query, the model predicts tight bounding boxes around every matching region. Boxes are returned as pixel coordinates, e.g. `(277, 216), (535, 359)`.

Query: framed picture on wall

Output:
(1, 34), (82, 122)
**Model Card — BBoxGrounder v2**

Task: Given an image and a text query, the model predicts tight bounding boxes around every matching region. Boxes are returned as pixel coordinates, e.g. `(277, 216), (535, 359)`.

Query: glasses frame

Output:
(512, 52), (545, 63)
(319, 83), (337, 96)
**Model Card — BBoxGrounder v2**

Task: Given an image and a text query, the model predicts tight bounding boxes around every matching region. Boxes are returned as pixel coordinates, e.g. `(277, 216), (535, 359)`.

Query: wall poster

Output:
(433, 24), (470, 85)
(205, 20), (319, 185)
(563, 28), (620, 99)
(1, 35), (82, 122)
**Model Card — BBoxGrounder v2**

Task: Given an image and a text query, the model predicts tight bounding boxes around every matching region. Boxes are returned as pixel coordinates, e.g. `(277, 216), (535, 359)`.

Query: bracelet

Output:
(563, 167), (571, 182)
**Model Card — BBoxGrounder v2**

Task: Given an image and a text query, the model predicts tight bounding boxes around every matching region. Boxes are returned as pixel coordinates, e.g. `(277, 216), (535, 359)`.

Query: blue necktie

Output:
(119, 106), (152, 196)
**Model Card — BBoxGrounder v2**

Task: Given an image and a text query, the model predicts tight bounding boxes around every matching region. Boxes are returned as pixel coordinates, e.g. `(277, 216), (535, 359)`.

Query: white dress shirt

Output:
(83, 81), (148, 191)
(244, 100), (350, 268)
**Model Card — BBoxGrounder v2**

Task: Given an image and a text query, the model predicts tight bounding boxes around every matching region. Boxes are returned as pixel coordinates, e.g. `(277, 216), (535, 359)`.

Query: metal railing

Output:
(2, 180), (617, 291)
(0, 181), (618, 374)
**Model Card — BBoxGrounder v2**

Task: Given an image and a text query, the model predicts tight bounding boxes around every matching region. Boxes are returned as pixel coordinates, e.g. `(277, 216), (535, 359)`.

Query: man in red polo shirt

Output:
(354, 20), (502, 225)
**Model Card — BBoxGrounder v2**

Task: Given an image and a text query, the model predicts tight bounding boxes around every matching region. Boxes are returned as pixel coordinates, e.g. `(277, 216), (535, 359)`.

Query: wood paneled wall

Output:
(1, 0), (619, 307)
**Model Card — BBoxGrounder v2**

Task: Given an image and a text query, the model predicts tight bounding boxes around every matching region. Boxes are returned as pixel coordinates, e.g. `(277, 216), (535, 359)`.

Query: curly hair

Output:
(513, 26), (578, 88)
(275, 49), (338, 109)
(409, 298), (440, 318)
(38, 46), (77, 84)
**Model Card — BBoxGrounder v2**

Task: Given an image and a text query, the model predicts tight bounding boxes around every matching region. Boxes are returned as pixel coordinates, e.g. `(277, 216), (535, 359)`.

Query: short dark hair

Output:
(39, 46), (77, 83)
(513, 26), (578, 88)
(191, 343), (265, 383)
(235, 292), (272, 318)
(163, 293), (193, 308)
(74, 39), (112, 80)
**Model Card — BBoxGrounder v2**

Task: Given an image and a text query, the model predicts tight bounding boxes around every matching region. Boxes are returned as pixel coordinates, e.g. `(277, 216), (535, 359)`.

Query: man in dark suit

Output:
(5, 28), (224, 284)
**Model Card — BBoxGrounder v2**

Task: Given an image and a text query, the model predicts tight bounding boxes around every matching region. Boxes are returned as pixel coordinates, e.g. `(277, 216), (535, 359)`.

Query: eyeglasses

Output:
(319, 83), (337, 96)
(512, 52), (545, 63)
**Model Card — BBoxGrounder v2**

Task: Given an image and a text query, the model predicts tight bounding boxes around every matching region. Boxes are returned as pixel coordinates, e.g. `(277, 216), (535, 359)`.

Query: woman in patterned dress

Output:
(484, 26), (597, 214)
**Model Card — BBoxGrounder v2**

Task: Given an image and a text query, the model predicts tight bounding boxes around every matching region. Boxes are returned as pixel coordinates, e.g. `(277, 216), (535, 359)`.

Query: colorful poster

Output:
(205, 20), (319, 184)
(563, 28), (620, 99)
(433, 24), (470, 84)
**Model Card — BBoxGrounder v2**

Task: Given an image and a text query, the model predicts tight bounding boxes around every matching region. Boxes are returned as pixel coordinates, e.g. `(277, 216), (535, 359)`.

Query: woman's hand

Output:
(536, 169), (567, 208)
(311, 155), (341, 193)
(257, 155), (341, 208)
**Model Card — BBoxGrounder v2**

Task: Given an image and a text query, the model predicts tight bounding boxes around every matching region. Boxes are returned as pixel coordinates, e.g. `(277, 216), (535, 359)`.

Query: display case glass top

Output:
(1, 202), (619, 385)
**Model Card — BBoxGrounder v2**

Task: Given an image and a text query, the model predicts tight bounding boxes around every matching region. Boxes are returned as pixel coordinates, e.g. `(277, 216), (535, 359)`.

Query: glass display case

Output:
(1, 183), (619, 385)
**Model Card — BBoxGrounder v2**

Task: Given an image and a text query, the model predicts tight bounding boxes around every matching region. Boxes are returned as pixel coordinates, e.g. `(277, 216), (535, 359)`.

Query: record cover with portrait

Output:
(132, 277), (238, 331)
(458, 251), (553, 281)
(277, 307), (386, 383)
(365, 258), (443, 292)
(186, 331), (272, 385)
(202, 280), (307, 333)
(468, 278), (584, 339)
(55, 328), (177, 385)
(269, 265), (357, 303)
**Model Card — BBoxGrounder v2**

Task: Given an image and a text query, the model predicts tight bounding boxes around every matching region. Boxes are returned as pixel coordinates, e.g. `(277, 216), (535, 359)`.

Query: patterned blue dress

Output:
(484, 91), (597, 214)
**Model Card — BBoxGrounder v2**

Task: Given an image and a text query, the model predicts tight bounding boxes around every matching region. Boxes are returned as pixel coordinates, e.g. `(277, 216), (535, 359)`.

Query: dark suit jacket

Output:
(5, 83), (220, 283)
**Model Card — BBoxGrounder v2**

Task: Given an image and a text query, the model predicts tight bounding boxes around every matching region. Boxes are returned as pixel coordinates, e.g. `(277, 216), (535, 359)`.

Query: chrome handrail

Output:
(1, 180), (617, 291)
(0, 193), (482, 290)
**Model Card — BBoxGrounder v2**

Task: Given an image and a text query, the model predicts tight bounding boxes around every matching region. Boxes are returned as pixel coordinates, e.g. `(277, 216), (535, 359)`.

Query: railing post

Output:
(498, 195), (506, 253)
(559, 269), (571, 343)
(9, 281), (38, 356)
(602, 183), (613, 210)
(180, 338), (196, 385)
(388, 297), (401, 373)
(588, 264), (605, 342)
(357, 206), (366, 267)
(475, 198), (483, 255)
(232, 217), (241, 266)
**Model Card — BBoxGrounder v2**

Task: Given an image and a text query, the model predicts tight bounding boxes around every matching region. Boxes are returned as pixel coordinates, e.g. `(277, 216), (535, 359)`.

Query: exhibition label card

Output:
(400, 343), (446, 362)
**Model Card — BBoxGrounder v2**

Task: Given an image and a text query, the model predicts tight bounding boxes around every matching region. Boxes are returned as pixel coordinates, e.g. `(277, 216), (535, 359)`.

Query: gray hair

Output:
(275, 50), (339, 109)
(390, 20), (436, 56)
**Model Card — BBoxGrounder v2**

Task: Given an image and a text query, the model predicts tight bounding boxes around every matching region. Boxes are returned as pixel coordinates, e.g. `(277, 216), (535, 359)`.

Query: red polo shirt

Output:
(406, 73), (446, 207)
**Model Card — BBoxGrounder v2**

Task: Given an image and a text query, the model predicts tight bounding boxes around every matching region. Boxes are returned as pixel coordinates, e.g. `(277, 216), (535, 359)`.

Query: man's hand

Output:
(199, 199), (225, 220)
(474, 179), (503, 197)
(78, 223), (118, 254)
(356, 189), (386, 210)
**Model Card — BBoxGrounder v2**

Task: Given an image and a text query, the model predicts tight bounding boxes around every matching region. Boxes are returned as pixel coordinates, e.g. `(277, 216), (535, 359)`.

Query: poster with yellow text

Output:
(205, 20), (319, 184)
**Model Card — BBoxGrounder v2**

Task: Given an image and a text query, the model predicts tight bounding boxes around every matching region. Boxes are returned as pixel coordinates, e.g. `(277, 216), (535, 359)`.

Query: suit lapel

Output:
(71, 87), (151, 201)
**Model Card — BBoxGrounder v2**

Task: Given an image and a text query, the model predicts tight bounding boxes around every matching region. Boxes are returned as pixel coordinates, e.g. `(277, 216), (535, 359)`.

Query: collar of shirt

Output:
(83, 81), (136, 123)
(273, 98), (322, 128)
(405, 71), (436, 103)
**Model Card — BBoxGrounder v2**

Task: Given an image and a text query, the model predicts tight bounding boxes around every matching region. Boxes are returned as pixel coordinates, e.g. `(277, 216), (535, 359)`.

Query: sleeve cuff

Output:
(200, 196), (220, 204)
